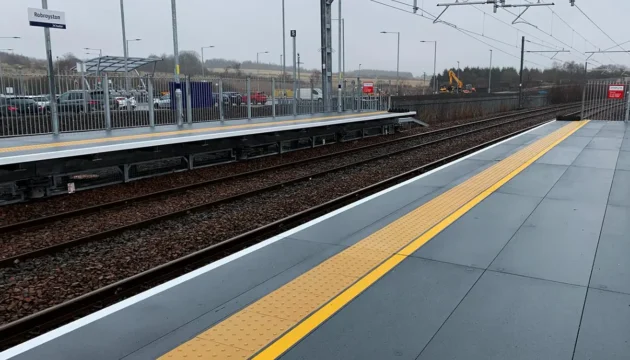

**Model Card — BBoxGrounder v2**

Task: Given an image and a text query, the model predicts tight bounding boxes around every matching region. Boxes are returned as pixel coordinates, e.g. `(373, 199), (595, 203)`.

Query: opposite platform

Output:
(2, 120), (629, 360)
(0, 111), (414, 166)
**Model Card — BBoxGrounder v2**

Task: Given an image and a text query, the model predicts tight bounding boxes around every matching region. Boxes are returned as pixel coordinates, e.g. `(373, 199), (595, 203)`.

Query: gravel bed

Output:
(0, 106), (571, 225)
(0, 114), (555, 325)
(0, 107), (578, 261)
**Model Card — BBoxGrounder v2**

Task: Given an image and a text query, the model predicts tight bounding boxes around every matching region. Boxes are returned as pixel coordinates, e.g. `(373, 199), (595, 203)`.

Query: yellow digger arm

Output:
(448, 70), (464, 89)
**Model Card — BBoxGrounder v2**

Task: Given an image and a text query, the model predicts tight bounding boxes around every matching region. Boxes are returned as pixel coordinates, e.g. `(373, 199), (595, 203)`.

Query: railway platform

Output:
(0, 111), (411, 166)
(2, 119), (629, 360)
(0, 110), (413, 203)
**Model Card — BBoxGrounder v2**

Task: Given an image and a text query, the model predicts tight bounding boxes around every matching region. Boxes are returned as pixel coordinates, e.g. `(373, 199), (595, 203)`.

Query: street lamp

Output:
(457, 60), (460, 78)
(200, 45), (214, 77)
(256, 51), (269, 92)
(358, 63), (362, 78)
(83, 47), (102, 57)
(381, 31), (400, 95)
(120, 0), (130, 92)
(420, 40), (437, 94)
(0, 37), (20, 39)
(126, 38), (141, 56)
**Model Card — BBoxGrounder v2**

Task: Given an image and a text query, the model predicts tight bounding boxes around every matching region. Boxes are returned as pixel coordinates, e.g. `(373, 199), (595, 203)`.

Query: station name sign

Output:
(28, 7), (66, 29)
(607, 85), (625, 99)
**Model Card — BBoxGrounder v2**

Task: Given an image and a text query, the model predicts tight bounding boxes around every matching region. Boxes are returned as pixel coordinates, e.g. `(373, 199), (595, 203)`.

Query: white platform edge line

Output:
(0, 120), (555, 360)
(0, 112), (414, 166)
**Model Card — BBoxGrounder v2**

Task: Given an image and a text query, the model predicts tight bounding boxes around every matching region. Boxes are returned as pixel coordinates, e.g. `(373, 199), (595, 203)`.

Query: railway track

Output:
(0, 104), (600, 349)
(1, 103), (589, 227)
(1, 103), (582, 227)
(0, 103), (583, 265)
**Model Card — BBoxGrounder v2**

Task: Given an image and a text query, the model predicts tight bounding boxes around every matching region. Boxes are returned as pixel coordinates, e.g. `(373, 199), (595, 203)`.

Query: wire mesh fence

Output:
(0, 72), (389, 138)
(582, 80), (630, 121)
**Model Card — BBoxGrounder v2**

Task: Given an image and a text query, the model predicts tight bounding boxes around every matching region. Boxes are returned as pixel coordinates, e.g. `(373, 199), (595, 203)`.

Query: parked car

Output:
(155, 94), (171, 109)
(54, 90), (118, 113)
(0, 97), (41, 117)
(113, 94), (137, 110)
(30, 95), (51, 111)
(222, 92), (243, 106)
(241, 92), (268, 105)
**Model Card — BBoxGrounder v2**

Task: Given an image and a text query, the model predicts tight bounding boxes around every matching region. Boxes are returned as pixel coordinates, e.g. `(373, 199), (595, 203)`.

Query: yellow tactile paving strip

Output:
(0, 111), (387, 154)
(160, 120), (588, 359)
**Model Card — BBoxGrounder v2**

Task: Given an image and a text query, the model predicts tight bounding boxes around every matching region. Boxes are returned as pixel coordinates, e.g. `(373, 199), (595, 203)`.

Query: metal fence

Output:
(391, 93), (550, 125)
(0, 73), (389, 138)
(581, 80), (630, 121)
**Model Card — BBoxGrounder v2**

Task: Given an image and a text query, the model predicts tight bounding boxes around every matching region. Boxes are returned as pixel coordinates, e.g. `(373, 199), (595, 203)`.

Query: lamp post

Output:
(120, 0), (130, 91)
(419, 41), (436, 93)
(256, 51), (269, 92)
(358, 63), (362, 78)
(420, 40), (437, 94)
(126, 38), (141, 56)
(380, 31), (400, 95)
(201, 45), (214, 77)
(83, 47), (102, 57)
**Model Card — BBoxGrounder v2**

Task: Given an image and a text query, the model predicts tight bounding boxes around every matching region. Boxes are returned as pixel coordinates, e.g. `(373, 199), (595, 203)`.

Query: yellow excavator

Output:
(440, 70), (476, 94)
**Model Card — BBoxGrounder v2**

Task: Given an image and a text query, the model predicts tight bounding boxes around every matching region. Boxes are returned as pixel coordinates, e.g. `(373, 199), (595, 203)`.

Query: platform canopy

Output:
(77, 56), (162, 74)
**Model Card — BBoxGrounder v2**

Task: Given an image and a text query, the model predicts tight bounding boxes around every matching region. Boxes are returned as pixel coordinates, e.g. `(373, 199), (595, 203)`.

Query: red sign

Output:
(362, 82), (374, 94)
(607, 85), (625, 99)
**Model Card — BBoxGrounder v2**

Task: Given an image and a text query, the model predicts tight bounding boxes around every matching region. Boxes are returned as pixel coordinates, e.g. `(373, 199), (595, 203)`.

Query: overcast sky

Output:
(2, 0), (629, 77)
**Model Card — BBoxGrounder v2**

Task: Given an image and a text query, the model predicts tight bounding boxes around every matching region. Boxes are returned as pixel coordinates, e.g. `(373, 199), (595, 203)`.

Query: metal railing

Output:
(582, 80), (630, 121)
(0, 73), (390, 138)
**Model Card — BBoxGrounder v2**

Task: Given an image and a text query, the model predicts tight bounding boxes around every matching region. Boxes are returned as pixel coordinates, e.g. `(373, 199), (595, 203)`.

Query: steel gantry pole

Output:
(397, 32), (400, 95)
(519, 36), (525, 109)
(320, 0), (333, 112)
(171, 0), (183, 125)
(41, 0), (59, 134)
(433, 41), (437, 93)
(488, 49), (493, 94)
